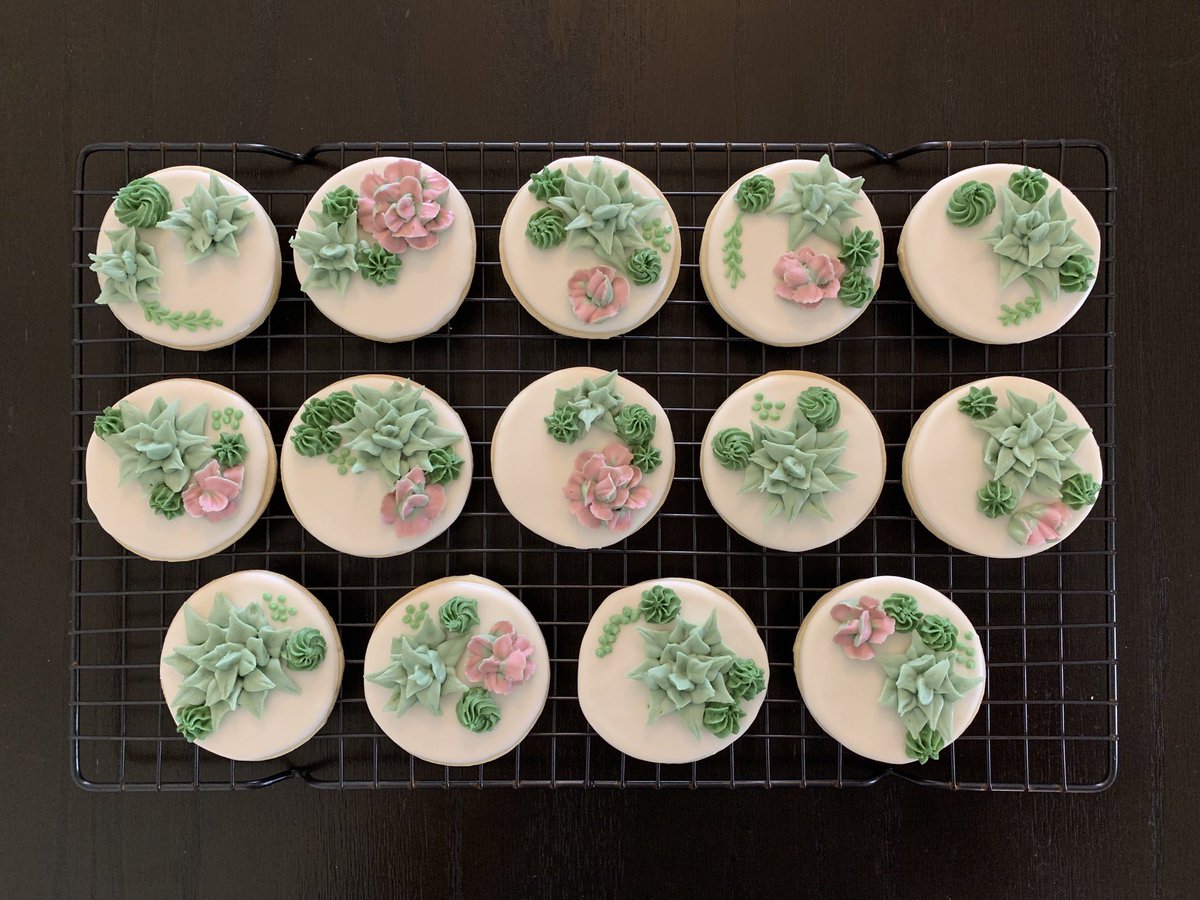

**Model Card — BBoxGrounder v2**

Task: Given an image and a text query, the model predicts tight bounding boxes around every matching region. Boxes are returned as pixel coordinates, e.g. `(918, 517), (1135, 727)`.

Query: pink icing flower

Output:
(181, 460), (244, 522)
(830, 595), (896, 660)
(567, 266), (630, 325)
(773, 247), (846, 307)
(1009, 501), (1071, 546)
(564, 443), (652, 532)
(464, 621), (536, 695)
(357, 159), (455, 254)
(380, 466), (447, 537)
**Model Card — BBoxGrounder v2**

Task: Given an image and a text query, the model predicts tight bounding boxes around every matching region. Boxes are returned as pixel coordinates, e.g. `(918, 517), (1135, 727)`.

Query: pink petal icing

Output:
(380, 466), (447, 537)
(772, 247), (846, 308)
(463, 620), (536, 695)
(357, 161), (455, 254)
(563, 443), (650, 532)
(181, 461), (244, 522)
(567, 266), (630, 324)
(829, 595), (896, 660)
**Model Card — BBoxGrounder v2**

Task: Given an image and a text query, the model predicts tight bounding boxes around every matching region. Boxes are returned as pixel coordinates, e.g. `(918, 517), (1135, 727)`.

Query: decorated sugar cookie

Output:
(279, 375), (472, 557)
(498, 156), (681, 338)
(577, 579), (768, 765)
(699, 155), (883, 346)
(898, 164), (1101, 343)
(363, 576), (549, 766)
(700, 371), (885, 552)
(794, 576), (985, 766)
(290, 158), (476, 342)
(903, 376), (1102, 558)
(160, 570), (344, 761)
(89, 167), (281, 350)
(490, 367), (675, 549)
(85, 378), (276, 561)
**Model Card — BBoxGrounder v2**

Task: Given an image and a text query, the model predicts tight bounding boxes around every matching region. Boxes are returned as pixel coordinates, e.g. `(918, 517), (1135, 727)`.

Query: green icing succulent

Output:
(977, 480), (1018, 518)
(282, 627), (327, 671)
(93, 406), (124, 438)
(906, 724), (946, 764)
(331, 381), (463, 484)
(1061, 472), (1100, 509)
(626, 247), (662, 285)
(175, 704), (213, 743)
(702, 702), (746, 738)
(366, 614), (470, 717)
(163, 594), (301, 737)
(945, 180), (996, 227)
(734, 174), (775, 213)
(148, 483), (184, 520)
(457, 687), (501, 733)
(838, 269), (874, 308)
(114, 177), (171, 228)
(838, 226), (879, 270)
(290, 424), (340, 457)
(881, 593), (921, 633)
(628, 612), (737, 739)
(916, 615), (959, 653)
(289, 209), (364, 294)
(1008, 166), (1049, 203)
(957, 385), (998, 420)
(631, 444), (662, 474)
(357, 244), (403, 286)
(89, 226), (163, 305)
(983, 186), (1093, 304)
(548, 370), (624, 435)
(425, 447), (465, 485)
(876, 631), (982, 749)
(547, 158), (661, 269)
(739, 409), (855, 521)
(796, 386), (841, 431)
(544, 405), (583, 443)
(770, 154), (863, 249)
(438, 596), (480, 634)
(212, 432), (248, 468)
(712, 427), (753, 470)
(157, 173), (253, 262)
(973, 390), (1090, 503)
(726, 658), (766, 701)
(525, 207), (567, 249)
(325, 390), (356, 423)
(1058, 253), (1095, 293)
(614, 403), (656, 447)
(301, 398), (334, 429)
(321, 185), (359, 224)
(101, 397), (213, 492)
(528, 166), (566, 202)
(638, 585), (681, 624)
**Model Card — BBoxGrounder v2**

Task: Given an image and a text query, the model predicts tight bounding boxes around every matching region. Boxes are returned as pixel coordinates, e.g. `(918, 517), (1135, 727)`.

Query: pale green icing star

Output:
(289, 209), (364, 294)
(157, 173), (254, 262)
(982, 186), (1093, 303)
(547, 158), (661, 270)
(102, 396), (214, 492)
(366, 613), (470, 717)
(739, 408), (855, 521)
(89, 227), (163, 305)
(769, 154), (864, 249)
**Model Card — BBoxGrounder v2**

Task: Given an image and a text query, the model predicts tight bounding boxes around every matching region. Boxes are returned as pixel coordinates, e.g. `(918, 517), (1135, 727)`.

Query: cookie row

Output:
(86, 369), (1102, 562)
(89, 156), (1101, 349)
(162, 571), (984, 771)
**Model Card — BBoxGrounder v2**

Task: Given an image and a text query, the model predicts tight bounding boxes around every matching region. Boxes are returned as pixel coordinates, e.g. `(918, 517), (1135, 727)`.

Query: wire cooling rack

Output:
(71, 140), (1116, 791)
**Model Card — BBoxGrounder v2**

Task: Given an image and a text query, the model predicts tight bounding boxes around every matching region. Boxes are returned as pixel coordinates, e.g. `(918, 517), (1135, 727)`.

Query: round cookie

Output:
(577, 578), (769, 765)
(86, 378), (276, 561)
(160, 570), (344, 761)
(794, 575), (986, 766)
(363, 576), (550, 767)
(291, 157), (476, 342)
(898, 163), (1101, 343)
(700, 371), (885, 552)
(280, 375), (473, 558)
(499, 156), (681, 338)
(491, 367), (675, 549)
(903, 376), (1102, 558)
(89, 166), (281, 350)
(699, 155), (883, 346)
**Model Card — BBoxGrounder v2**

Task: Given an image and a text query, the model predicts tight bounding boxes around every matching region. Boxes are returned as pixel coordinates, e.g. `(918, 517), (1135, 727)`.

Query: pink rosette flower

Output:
(380, 466), (447, 537)
(564, 443), (652, 532)
(1008, 501), (1070, 546)
(181, 461), (244, 522)
(830, 595), (896, 660)
(357, 159), (455, 253)
(773, 247), (846, 307)
(464, 621), (537, 695)
(567, 266), (630, 325)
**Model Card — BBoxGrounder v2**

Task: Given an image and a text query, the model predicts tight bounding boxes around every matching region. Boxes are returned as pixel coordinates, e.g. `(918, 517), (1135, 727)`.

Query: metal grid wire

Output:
(71, 140), (1116, 791)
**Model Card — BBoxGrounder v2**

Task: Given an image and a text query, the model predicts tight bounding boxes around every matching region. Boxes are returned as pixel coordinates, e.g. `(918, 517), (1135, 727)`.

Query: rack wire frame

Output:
(70, 140), (1116, 792)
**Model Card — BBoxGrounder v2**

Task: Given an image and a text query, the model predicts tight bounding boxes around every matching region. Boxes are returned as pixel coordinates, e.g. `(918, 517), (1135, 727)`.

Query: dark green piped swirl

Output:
(797, 386), (841, 431)
(291, 424), (340, 457)
(426, 448), (465, 485)
(149, 484), (184, 520)
(712, 427), (753, 470)
(213, 432), (248, 468)
(1058, 254), (1095, 293)
(114, 177), (171, 228)
(945, 180), (996, 227)
(957, 386), (998, 420)
(631, 444), (661, 474)
(282, 627), (327, 671)
(906, 724), (945, 764)
(357, 245), (403, 285)
(726, 658), (766, 701)
(321, 186), (359, 225)
(626, 248), (662, 285)
(439, 596), (480, 633)
(525, 207), (566, 249)
(977, 480), (1017, 518)
(838, 227), (879, 270)
(838, 269), (874, 308)
(93, 406), (124, 438)
(1008, 167), (1049, 203)
(528, 166), (566, 202)
(614, 404), (656, 447)
(176, 704), (213, 743)
(916, 614), (959, 652)
(301, 398), (334, 429)
(703, 702), (745, 738)
(544, 405), (582, 443)
(734, 174), (775, 213)
(325, 390), (356, 424)
(881, 593), (921, 633)
(457, 687), (501, 733)
(639, 585), (681, 624)
(1061, 472), (1100, 509)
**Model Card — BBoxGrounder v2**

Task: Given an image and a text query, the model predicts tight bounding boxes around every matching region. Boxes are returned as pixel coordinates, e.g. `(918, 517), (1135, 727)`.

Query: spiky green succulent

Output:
(739, 408), (855, 521)
(973, 391), (1090, 504)
(157, 173), (253, 262)
(89, 226), (163, 305)
(366, 613), (469, 717)
(547, 158), (661, 269)
(983, 187), (1093, 303)
(101, 397), (213, 492)
(290, 209), (364, 294)
(770, 154), (863, 249)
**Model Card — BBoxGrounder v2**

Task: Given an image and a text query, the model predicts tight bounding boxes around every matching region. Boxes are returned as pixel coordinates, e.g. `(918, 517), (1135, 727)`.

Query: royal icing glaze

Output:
(499, 156), (681, 339)
(577, 579), (769, 765)
(292, 158), (476, 343)
(92, 167), (281, 350)
(159, 570), (344, 761)
(700, 371), (885, 552)
(85, 378), (276, 561)
(363, 576), (550, 767)
(490, 367), (675, 549)
(700, 157), (883, 346)
(898, 163), (1101, 344)
(902, 376), (1103, 558)
(793, 576), (986, 766)
(279, 375), (473, 558)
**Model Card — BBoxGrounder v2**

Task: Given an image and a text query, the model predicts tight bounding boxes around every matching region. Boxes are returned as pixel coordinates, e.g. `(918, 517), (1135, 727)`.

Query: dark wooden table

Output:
(4, 1), (1195, 896)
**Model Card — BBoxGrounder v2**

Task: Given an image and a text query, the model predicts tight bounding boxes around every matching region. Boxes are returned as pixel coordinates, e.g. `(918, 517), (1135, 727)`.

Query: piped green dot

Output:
(966, 660), (976, 670)
(774, 401), (785, 409)
(966, 631), (975, 640)
(966, 647), (975, 656)
(337, 466), (348, 475)
(751, 402), (761, 411)
(754, 393), (763, 400)
(759, 412), (769, 421)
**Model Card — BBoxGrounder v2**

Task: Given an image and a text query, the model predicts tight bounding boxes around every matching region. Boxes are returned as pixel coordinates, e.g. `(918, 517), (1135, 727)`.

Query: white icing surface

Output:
(279, 375), (473, 558)
(363, 576), (550, 766)
(699, 159), (883, 347)
(95, 166), (281, 350)
(902, 376), (1102, 558)
(577, 579), (768, 765)
(699, 371), (885, 552)
(293, 158), (476, 342)
(498, 156), (681, 338)
(898, 163), (1102, 344)
(490, 367), (675, 549)
(793, 576), (986, 766)
(85, 378), (277, 562)
(159, 570), (345, 761)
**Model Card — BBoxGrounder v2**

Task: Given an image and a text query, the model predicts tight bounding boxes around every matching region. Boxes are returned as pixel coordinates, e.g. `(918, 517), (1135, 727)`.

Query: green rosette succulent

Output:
(712, 427), (753, 470)
(638, 585), (681, 624)
(625, 247), (662, 285)
(525, 207), (567, 249)
(983, 186), (1093, 304)
(456, 687), (501, 733)
(734, 174), (775, 213)
(796, 386), (841, 431)
(157, 173), (254, 262)
(282, 627), (327, 671)
(876, 632), (982, 748)
(438, 596), (480, 633)
(614, 403), (656, 447)
(945, 180), (996, 227)
(289, 209), (364, 294)
(770, 154), (864, 249)
(114, 177), (171, 228)
(89, 227), (164, 305)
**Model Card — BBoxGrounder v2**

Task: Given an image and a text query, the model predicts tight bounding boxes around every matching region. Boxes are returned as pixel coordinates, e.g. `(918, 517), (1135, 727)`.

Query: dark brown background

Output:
(3, 1), (1196, 897)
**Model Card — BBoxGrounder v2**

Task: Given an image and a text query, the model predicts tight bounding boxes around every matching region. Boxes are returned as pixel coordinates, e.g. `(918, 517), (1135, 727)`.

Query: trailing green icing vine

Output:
(722, 213), (746, 287)
(998, 295), (1042, 326)
(140, 299), (223, 332)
